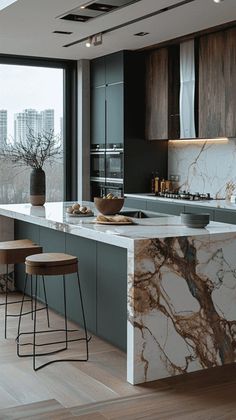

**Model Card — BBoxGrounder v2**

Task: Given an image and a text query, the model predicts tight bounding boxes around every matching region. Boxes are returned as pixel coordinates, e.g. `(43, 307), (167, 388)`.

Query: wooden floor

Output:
(0, 293), (236, 419)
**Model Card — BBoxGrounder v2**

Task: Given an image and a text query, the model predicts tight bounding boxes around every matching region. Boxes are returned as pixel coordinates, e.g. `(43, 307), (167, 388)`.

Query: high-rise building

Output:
(0, 110), (7, 147)
(40, 109), (54, 134)
(14, 108), (54, 143)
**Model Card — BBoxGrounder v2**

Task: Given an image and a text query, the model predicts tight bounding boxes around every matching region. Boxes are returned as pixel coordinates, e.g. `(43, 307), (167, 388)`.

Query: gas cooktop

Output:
(154, 191), (213, 201)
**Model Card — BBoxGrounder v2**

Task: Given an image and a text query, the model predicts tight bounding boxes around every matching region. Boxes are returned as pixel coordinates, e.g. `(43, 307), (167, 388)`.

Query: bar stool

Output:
(16, 253), (90, 371)
(0, 239), (43, 338)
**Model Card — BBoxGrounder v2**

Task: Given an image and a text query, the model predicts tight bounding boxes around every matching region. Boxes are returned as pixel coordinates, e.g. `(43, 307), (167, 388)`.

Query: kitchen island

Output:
(0, 202), (236, 385)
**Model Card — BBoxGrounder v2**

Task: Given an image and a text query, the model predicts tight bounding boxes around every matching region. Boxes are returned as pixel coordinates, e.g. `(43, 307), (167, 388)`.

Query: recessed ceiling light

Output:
(213, 0), (224, 3)
(134, 32), (149, 36)
(53, 30), (73, 35)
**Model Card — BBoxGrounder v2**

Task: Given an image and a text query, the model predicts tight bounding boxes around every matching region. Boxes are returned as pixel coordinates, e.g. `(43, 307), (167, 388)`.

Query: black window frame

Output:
(0, 53), (77, 201)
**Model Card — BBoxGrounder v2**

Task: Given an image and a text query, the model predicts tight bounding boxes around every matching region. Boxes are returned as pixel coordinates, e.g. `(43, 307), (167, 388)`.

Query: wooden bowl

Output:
(94, 197), (125, 215)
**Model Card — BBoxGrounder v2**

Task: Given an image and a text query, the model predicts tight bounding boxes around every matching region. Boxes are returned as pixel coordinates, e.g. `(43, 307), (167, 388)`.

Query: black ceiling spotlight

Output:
(134, 32), (149, 36)
(53, 30), (73, 35)
(86, 3), (118, 12)
(61, 14), (92, 22)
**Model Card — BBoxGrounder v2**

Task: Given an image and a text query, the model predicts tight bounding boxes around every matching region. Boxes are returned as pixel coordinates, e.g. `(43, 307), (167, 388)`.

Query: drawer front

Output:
(147, 201), (185, 215)
(214, 209), (236, 224)
(184, 204), (215, 220)
(125, 198), (147, 210)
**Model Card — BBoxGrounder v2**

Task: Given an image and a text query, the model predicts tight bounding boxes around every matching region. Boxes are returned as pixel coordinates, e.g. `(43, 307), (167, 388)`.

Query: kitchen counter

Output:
(125, 193), (236, 210)
(1, 202), (236, 384)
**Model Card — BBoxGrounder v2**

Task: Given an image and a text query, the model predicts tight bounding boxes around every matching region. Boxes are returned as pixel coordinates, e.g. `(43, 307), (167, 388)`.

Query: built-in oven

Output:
(90, 148), (105, 178)
(105, 147), (123, 179)
(91, 178), (123, 199)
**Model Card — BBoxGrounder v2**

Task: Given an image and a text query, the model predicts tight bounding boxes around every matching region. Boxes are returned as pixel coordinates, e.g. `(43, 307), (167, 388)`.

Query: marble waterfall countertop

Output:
(1, 201), (236, 385)
(125, 193), (236, 210)
(0, 202), (235, 250)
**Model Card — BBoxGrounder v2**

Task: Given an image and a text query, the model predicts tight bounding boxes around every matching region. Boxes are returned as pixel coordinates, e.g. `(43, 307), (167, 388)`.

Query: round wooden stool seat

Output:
(0, 239), (42, 265)
(25, 253), (78, 276)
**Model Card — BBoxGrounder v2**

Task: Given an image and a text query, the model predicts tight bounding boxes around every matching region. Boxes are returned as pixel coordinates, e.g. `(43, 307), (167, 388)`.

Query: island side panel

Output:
(128, 233), (236, 384)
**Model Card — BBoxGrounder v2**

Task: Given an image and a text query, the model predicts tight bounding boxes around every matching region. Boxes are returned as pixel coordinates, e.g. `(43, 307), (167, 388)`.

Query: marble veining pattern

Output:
(127, 233), (236, 383)
(168, 139), (236, 198)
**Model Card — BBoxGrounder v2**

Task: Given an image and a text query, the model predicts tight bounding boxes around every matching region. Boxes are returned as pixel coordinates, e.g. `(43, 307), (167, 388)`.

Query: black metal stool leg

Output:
(33, 275), (38, 371)
(63, 275), (68, 350)
(16, 273), (28, 357)
(77, 270), (89, 361)
(30, 275), (33, 320)
(4, 264), (9, 339)
(42, 275), (50, 328)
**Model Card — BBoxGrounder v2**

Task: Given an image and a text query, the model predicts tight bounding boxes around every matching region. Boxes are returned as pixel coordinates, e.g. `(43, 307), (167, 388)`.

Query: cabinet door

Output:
(97, 243), (127, 351)
(147, 201), (184, 215)
(91, 86), (106, 146)
(184, 204), (214, 220)
(125, 197), (147, 210)
(91, 57), (105, 87)
(106, 83), (124, 146)
(106, 51), (124, 84)
(146, 48), (168, 140)
(225, 28), (236, 138)
(214, 209), (236, 224)
(65, 234), (97, 333)
(199, 32), (225, 138)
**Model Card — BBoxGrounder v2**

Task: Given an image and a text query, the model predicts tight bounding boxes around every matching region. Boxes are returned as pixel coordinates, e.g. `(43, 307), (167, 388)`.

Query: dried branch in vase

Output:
(0, 129), (62, 169)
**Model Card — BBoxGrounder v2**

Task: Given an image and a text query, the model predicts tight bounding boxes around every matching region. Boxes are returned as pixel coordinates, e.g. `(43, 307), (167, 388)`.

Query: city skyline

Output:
(0, 64), (63, 138)
(0, 107), (63, 145)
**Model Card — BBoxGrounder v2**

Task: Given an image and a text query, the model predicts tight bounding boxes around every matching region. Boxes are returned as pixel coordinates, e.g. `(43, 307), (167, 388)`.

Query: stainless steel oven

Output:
(91, 178), (123, 198)
(90, 148), (105, 178)
(105, 147), (123, 179)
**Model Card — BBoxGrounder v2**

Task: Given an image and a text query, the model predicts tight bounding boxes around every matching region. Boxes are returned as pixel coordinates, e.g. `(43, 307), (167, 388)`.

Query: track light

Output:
(85, 37), (92, 47)
(85, 33), (103, 47)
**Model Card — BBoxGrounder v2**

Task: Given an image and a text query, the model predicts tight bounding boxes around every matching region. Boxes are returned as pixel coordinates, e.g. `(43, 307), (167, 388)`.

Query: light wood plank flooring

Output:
(1, 293), (236, 419)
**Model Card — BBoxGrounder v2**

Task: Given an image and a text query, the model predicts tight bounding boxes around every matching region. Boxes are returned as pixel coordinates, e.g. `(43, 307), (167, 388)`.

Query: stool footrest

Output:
(8, 306), (47, 317)
(16, 329), (91, 347)
(0, 298), (31, 306)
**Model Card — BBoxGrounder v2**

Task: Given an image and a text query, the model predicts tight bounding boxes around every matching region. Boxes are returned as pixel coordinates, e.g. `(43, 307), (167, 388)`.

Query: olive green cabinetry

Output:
(14, 220), (127, 351)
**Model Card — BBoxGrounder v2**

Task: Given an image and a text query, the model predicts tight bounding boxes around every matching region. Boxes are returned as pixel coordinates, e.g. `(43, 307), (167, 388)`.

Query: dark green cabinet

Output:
(106, 51), (124, 84)
(147, 201), (184, 215)
(97, 242), (127, 351)
(184, 204), (214, 220)
(14, 221), (127, 350)
(91, 57), (105, 88)
(91, 52), (124, 148)
(91, 86), (106, 145)
(125, 197), (147, 210)
(65, 234), (97, 332)
(214, 209), (236, 224)
(106, 83), (124, 145)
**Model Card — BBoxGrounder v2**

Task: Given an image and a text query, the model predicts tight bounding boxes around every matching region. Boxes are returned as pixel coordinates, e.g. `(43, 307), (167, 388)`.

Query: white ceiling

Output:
(0, 0), (235, 60)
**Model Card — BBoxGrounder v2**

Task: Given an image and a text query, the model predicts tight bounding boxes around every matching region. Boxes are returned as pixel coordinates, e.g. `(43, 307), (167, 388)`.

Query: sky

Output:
(0, 64), (63, 138)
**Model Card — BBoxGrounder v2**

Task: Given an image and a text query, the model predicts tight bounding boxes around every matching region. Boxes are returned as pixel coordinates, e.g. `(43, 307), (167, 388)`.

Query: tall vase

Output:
(30, 168), (46, 206)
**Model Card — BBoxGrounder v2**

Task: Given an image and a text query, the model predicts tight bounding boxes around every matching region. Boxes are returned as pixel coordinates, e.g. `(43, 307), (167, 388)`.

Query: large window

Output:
(0, 63), (65, 204)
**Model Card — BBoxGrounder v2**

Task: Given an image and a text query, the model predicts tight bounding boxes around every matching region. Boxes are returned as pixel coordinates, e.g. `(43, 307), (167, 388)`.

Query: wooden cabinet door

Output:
(146, 48), (168, 140)
(91, 86), (106, 145)
(225, 28), (236, 138)
(199, 32), (226, 138)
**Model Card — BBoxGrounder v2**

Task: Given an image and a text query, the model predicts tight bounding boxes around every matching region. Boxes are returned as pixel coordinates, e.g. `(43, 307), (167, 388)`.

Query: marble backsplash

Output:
(168, 139), (236, 199)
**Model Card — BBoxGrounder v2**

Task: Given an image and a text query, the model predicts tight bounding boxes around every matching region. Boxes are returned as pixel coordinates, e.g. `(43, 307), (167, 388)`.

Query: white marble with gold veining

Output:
(1, 202), (236, 384)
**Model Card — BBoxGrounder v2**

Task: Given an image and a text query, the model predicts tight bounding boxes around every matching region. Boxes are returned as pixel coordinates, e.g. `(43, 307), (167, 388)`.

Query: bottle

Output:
(160, 179), (166, 193)
(154, 172), (160, 194)
(151, 172), (155, 194)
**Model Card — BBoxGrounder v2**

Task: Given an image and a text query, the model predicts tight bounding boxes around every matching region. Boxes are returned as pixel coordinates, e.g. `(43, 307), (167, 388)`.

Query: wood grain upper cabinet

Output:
(145, 48), (168, 140)
(199, 28), (236, 138)
(199, 32), (225, 138)
(225, 28), (236, 138)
